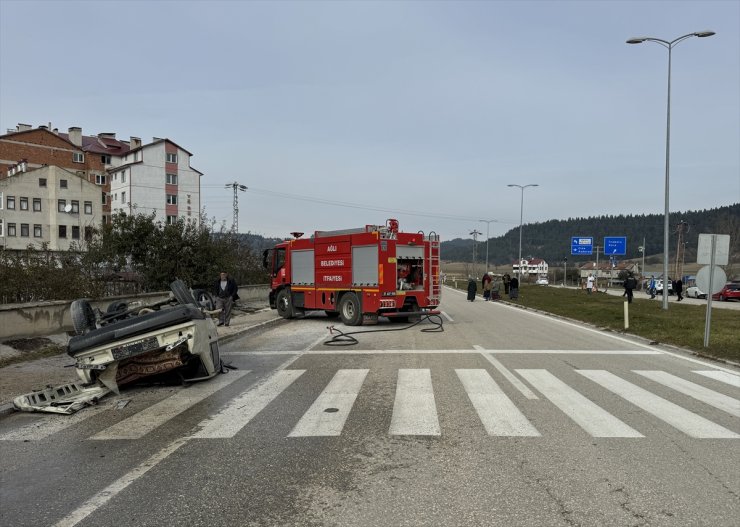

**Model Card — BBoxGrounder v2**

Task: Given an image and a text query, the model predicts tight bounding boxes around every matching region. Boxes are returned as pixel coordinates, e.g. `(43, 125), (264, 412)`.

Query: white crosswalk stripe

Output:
(289, 369), (369, 437)
(693, 370), (740, 388)
(516, 369), (644, 438)
(3, 367), (738, 443)
(389, 369), (440, 436)
(191, 369), (305, 439)
(90, 371), (251, 440)
(578, 370), (739, 439)
(634, 370), (740, 418)
(456, 369), (540, 436)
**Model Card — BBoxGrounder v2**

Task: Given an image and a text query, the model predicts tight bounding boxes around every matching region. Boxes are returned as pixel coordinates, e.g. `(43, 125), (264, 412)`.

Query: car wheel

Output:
(276, 289), (294, 319)
(71, 299), (96, 335)
(338, 293), (362, 326)
(720, 295), (726, 302)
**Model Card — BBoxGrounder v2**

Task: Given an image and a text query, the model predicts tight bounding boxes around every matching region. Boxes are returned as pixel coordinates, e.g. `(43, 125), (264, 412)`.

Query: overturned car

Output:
(14, 280), (223, 414)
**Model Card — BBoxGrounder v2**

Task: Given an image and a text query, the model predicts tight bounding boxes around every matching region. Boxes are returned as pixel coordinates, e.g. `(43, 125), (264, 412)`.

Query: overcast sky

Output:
(1, 0), (738, 241)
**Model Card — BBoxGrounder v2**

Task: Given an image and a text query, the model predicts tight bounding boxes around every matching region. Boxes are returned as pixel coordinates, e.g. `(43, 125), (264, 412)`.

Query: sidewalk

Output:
(0, 302), (280, 416)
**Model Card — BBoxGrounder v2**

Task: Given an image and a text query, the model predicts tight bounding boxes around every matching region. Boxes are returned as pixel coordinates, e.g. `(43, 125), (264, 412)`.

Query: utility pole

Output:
(674, 220), (688, 280)
(225, 182), (247, 233)
(470, 229), (482, 277)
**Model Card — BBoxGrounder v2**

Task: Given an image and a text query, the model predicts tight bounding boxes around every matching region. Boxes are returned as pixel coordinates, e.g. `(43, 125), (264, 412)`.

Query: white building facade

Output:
(108, 139), (202, 225)
(512, 258), (549, 277)
(0, 165), (104, 251)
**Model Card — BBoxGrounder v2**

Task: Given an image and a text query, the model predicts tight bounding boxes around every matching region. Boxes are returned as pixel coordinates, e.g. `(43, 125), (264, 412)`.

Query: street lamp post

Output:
(507, 184), (538, 280)
(627, 30), (715, 309)
(479, 219), (498, 273)
(470, 229), (482, 277)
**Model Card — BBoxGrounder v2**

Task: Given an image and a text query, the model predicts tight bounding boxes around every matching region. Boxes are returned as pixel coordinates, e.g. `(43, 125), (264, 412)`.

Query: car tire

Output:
(338, 293), (362, 326)
(71, 299), (96, 335)
(170, 280), (198, 306)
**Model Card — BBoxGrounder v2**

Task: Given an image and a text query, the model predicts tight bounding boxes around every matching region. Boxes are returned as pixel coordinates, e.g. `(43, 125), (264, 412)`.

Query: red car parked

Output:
(712, 282), (740, 302)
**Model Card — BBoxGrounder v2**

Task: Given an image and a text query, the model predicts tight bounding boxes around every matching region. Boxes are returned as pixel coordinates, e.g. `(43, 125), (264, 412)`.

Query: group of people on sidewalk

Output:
(467, 273), (519, 302)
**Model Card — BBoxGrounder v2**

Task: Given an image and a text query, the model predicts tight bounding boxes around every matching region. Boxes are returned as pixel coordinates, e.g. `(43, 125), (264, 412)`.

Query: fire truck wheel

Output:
(407, 303), (422, 323)
(276, 289), (294, 319)
(339, 293), (362, 326)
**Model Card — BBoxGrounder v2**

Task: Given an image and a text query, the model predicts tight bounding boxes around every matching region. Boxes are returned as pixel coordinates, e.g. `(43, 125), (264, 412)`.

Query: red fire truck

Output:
(263, 219), (441, 325)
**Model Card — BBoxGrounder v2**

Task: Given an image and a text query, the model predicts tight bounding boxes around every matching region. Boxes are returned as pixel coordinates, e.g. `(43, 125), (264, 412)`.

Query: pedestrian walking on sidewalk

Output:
(467, 277), (477, 301)
(214, 271), (239, 326)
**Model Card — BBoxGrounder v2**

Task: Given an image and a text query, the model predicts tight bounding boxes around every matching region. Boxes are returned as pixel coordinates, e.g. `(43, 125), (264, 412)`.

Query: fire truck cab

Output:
(263, 219), (441, 326)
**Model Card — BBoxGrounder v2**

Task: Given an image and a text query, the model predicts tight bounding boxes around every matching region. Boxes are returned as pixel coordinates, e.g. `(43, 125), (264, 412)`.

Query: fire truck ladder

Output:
(426, 232), (441, 305)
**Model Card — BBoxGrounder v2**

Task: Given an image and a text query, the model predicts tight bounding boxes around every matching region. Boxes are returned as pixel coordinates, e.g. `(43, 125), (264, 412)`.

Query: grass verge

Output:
(453, 284), (740, 363)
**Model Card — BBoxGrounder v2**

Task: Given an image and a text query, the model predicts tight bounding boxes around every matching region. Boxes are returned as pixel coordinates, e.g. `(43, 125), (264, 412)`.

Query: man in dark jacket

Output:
(213, 271), (238, 326)
(467, 278), (477, 301)
(624, 271), (637, 303)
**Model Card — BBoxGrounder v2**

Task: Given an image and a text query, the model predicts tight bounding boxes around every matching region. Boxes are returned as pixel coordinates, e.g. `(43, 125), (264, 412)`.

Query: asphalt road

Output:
(1, 288), (738, 526)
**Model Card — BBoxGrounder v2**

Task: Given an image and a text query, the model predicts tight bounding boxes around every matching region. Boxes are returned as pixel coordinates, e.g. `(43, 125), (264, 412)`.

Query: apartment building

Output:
(1, 123), (203, 228)
(0, 165), (104, 251)
(512, 258), (549, 276)
(108, 139), (202, 224)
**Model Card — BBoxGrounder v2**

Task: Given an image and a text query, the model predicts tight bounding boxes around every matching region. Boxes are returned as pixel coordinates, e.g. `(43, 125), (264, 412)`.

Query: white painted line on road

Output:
(456, 369), (540, 436)
(634, 370), (740, 418)
(474, 345), (538, 400)
(89, 371), (251, 440)
(441, 311), (454, 322)
(191, 370), (305, 439)
(389, 369), (440, 436)
(517, 369), (643, 438)
(222, 349), (661, 356)
(0, 405), (110, 441)
(53, 437), (189, 527)
(693, 370), (740, 388)
(288, 369), (369, 437)
(578, 370), (739, 439)
(445, 286), (739, 373)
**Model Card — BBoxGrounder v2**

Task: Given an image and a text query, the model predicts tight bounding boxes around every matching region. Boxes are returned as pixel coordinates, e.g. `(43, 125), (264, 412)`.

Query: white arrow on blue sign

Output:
(571, 237), (593, 255)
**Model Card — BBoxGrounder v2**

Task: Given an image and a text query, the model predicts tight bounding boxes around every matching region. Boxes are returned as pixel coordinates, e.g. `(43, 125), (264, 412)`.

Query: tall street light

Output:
(626, 30), (715, 310)
(479, 219), (498, 273)
(507, 184), (538, 280)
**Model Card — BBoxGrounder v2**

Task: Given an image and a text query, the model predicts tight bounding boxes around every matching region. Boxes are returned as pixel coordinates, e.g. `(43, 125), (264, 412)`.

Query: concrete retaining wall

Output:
(0, 284), (269, 340)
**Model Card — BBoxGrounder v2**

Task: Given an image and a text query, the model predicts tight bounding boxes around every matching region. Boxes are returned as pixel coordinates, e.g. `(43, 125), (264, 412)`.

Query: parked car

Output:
(685, 286), (707, 299)
(712, 282), (740, 302)
(535, 277), (549, 285)
(652, 279), (673, 296)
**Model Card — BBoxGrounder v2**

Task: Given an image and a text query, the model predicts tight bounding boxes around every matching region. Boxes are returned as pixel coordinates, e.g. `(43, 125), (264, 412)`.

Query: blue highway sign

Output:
(571, 237), (593, 255)
(604, 236), (627, 256)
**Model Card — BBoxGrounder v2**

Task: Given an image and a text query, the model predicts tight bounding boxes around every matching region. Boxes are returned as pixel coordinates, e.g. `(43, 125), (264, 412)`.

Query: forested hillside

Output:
(440, 204), (739, 267)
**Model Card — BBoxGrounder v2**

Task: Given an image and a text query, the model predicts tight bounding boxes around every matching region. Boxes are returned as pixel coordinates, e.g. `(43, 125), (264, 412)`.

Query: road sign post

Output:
(604, 236), (627, 256)
(571, 237), (593, 255)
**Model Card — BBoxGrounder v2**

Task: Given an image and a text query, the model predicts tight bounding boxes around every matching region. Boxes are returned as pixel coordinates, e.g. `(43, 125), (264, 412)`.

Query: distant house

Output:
(513, 258), (548, 277)
(579, 261), (640, 282)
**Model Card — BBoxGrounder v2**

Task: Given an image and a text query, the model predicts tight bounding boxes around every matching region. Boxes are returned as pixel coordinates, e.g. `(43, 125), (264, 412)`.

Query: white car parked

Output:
(686, 286), (707, 299)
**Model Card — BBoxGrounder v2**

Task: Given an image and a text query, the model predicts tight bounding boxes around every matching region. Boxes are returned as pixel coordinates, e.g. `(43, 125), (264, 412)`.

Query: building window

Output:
(166, 215), (177, 224)
(73, 152), (84, 163)
(101, 154), (111, 164)
(8, 223), (16, 236)
(166, 153), (177, 163)
(20, 223), (29, 237)
(121, 191), (126, 204)
(122, 170), (127, 183)
(101, 192), (106, 204)
(20, 197), (28, 210)
(0, 192), (2, 210)
(39, 178), (47, 187)
(95, 174), (106, 185)
(58, 225), (67, 238)
(0, 219), (3, 237)
(72, 226), (80, 239)
(6, 196), (14, 210)
(58, 200), (67, 212)
(71, 200), (79, 213)
(166, 173), (178, 185)
(33, 198), (41, 212)
(166, 194), (177, 205)
(84, 201), (92, 214)
(60, 179), (68, 189)
(84, 226), (93, 241)
(34, 224), (42, 237)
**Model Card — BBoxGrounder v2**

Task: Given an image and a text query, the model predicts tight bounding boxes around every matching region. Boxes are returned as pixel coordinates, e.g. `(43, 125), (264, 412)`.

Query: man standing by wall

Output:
(214, 271), (238, 326)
